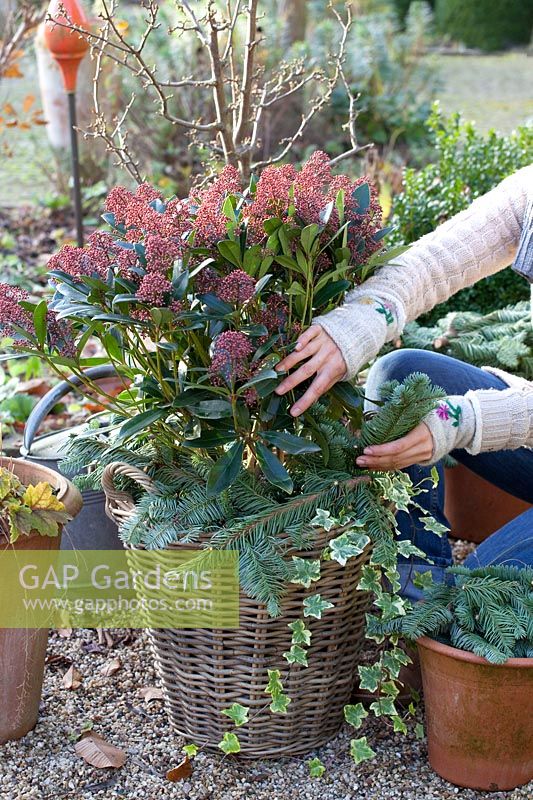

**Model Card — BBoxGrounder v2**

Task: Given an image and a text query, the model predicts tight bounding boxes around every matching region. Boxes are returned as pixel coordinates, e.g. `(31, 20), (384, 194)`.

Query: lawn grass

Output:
(435, 51), (533, 134)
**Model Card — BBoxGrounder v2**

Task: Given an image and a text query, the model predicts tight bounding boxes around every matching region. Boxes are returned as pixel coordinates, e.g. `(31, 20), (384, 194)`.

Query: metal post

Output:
(67, 91), (83, 247)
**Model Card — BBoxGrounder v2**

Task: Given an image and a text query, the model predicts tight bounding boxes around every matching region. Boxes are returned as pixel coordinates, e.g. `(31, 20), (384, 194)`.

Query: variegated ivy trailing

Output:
(0, 152), (446, 766)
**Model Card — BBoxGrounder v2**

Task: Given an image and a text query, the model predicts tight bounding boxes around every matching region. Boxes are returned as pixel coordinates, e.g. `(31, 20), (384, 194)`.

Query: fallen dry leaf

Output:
(166, 757), (192, 782)
(139, 687), (164, 703)
(74, 732), (127, 769)
(62, 665), (83, 691)
(101, 658), (122, 677)
(17, 378), (52, 397)
(57, 627), (73, 638)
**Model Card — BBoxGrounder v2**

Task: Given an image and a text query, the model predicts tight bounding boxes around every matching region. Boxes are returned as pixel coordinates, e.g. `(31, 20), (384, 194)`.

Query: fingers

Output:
(356, 424), (434, 471)
(290, 371), (336, 417)
(276, 353), (325, 396)
(275, 337), (321, 376)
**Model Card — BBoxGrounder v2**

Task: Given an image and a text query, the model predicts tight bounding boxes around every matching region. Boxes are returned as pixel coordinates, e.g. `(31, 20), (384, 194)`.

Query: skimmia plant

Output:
(0, 151), (447, 762)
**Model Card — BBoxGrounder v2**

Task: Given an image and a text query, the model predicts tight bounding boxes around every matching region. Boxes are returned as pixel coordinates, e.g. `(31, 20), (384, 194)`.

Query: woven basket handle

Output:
(101, 461), (157, 524)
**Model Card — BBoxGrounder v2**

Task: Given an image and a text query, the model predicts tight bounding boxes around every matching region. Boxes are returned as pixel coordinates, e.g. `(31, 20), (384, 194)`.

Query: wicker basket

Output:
(102, 461), (370, 758)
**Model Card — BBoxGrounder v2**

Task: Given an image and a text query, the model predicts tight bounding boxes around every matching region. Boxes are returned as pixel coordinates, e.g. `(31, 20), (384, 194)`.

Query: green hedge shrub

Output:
(434, 0), (533, 51)
(390, 105), (533, 323)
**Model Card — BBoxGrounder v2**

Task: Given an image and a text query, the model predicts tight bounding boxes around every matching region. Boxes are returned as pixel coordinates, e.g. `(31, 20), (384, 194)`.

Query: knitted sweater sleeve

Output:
(420, 387), (533, 464)
(314, 164), (533, 380)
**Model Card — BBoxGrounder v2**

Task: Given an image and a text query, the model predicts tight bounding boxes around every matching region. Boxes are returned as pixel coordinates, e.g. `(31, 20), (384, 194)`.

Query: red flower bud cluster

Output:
(216, 270), (255, 305)
(209, 330), (253, 384)
(144, 234), (181, 273)
(192, 166), (242, 246)
(136, 273), (172, 306)
(0, 284), (33, 338)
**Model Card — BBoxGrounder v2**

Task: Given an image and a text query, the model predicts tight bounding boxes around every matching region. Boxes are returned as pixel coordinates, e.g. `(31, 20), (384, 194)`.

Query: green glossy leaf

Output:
(260, 430), (320, 454)
(217, 240), (242, 268)
(238, 369), (279, 392)
(313, 279), (351, 308)
(352, 182), (370, 214)
(33, 300), (48, 347)
(182, 432), (236, 448)
(182, 743), (199, 757)
(206, 441), (243, 496)
(119, 408), (167, 439)
(254, 442), (293, 493)
(185, 399), (233, 419)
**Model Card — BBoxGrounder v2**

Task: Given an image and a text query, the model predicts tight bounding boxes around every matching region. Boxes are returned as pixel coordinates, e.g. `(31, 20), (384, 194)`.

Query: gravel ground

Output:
(1, 598), (532, 800)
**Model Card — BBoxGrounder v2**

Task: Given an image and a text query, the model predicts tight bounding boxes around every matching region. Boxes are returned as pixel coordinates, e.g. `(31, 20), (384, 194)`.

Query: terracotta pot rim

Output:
(417, 635), (533, 668)
(0, 456), (70, 500)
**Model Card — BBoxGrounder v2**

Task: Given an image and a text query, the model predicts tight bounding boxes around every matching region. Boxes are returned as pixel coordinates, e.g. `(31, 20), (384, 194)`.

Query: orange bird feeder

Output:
(44, 0), (91, 245)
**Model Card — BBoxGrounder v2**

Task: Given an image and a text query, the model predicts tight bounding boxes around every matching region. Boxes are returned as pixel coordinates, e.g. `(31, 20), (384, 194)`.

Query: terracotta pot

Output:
(444, 463), (532, 544)
(418, 635), (533, 791)
(0, 458), (82, 744)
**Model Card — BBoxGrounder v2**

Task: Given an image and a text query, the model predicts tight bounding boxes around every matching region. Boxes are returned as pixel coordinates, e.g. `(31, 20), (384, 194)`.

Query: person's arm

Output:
(355, 387), (533, 470)
(276, 165), (532, 414)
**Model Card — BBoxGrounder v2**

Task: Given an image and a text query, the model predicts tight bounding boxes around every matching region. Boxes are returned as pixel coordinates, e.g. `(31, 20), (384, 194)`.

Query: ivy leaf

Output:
(430, 465), (439, 487)
(413, 570), (435, 590)
(374, 593), (407, 620)
(357, 565), (382, 595)
(396, 540), (427, 560)
(206, 441), (243, 496)
(291, 556), (321, 588)
(269, 693), (291, 714)
(288, 620), (311, 646)
(415, 723), (425, 740)
(303, 594), (334, 619)
(283, 644), (308, 667)
(264, 669), (283, 696)
(218, 732), (241, 754)
(182, 744), (199, 758)
(222, 703), (249, 727)
(310, 508), (336, 531)
(350, 736), (376, 765)
(421, 515), (449, 536)
(358, 664), (382, 693)
(329, 531), (370, 566)
(344, 703), (368, 729)
(369, 697), (397, 717)
(392, 716), (408, 734)
(308, 757), (325, 778)
(382, 648), (411, 679)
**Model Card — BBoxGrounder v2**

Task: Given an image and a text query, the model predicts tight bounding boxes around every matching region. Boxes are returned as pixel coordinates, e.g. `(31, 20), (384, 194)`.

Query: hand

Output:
(356, 422), (434, 471)
(275, 325), (347, 416)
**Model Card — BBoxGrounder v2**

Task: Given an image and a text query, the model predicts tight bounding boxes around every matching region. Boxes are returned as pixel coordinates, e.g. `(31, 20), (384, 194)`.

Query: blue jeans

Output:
(365, 349), (533, 601)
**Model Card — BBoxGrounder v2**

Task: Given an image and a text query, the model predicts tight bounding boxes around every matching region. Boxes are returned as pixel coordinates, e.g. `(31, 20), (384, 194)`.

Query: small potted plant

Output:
(0, 457), (82, 743)
(373, 564), (533, 791)
(0, 153), (445, 760)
